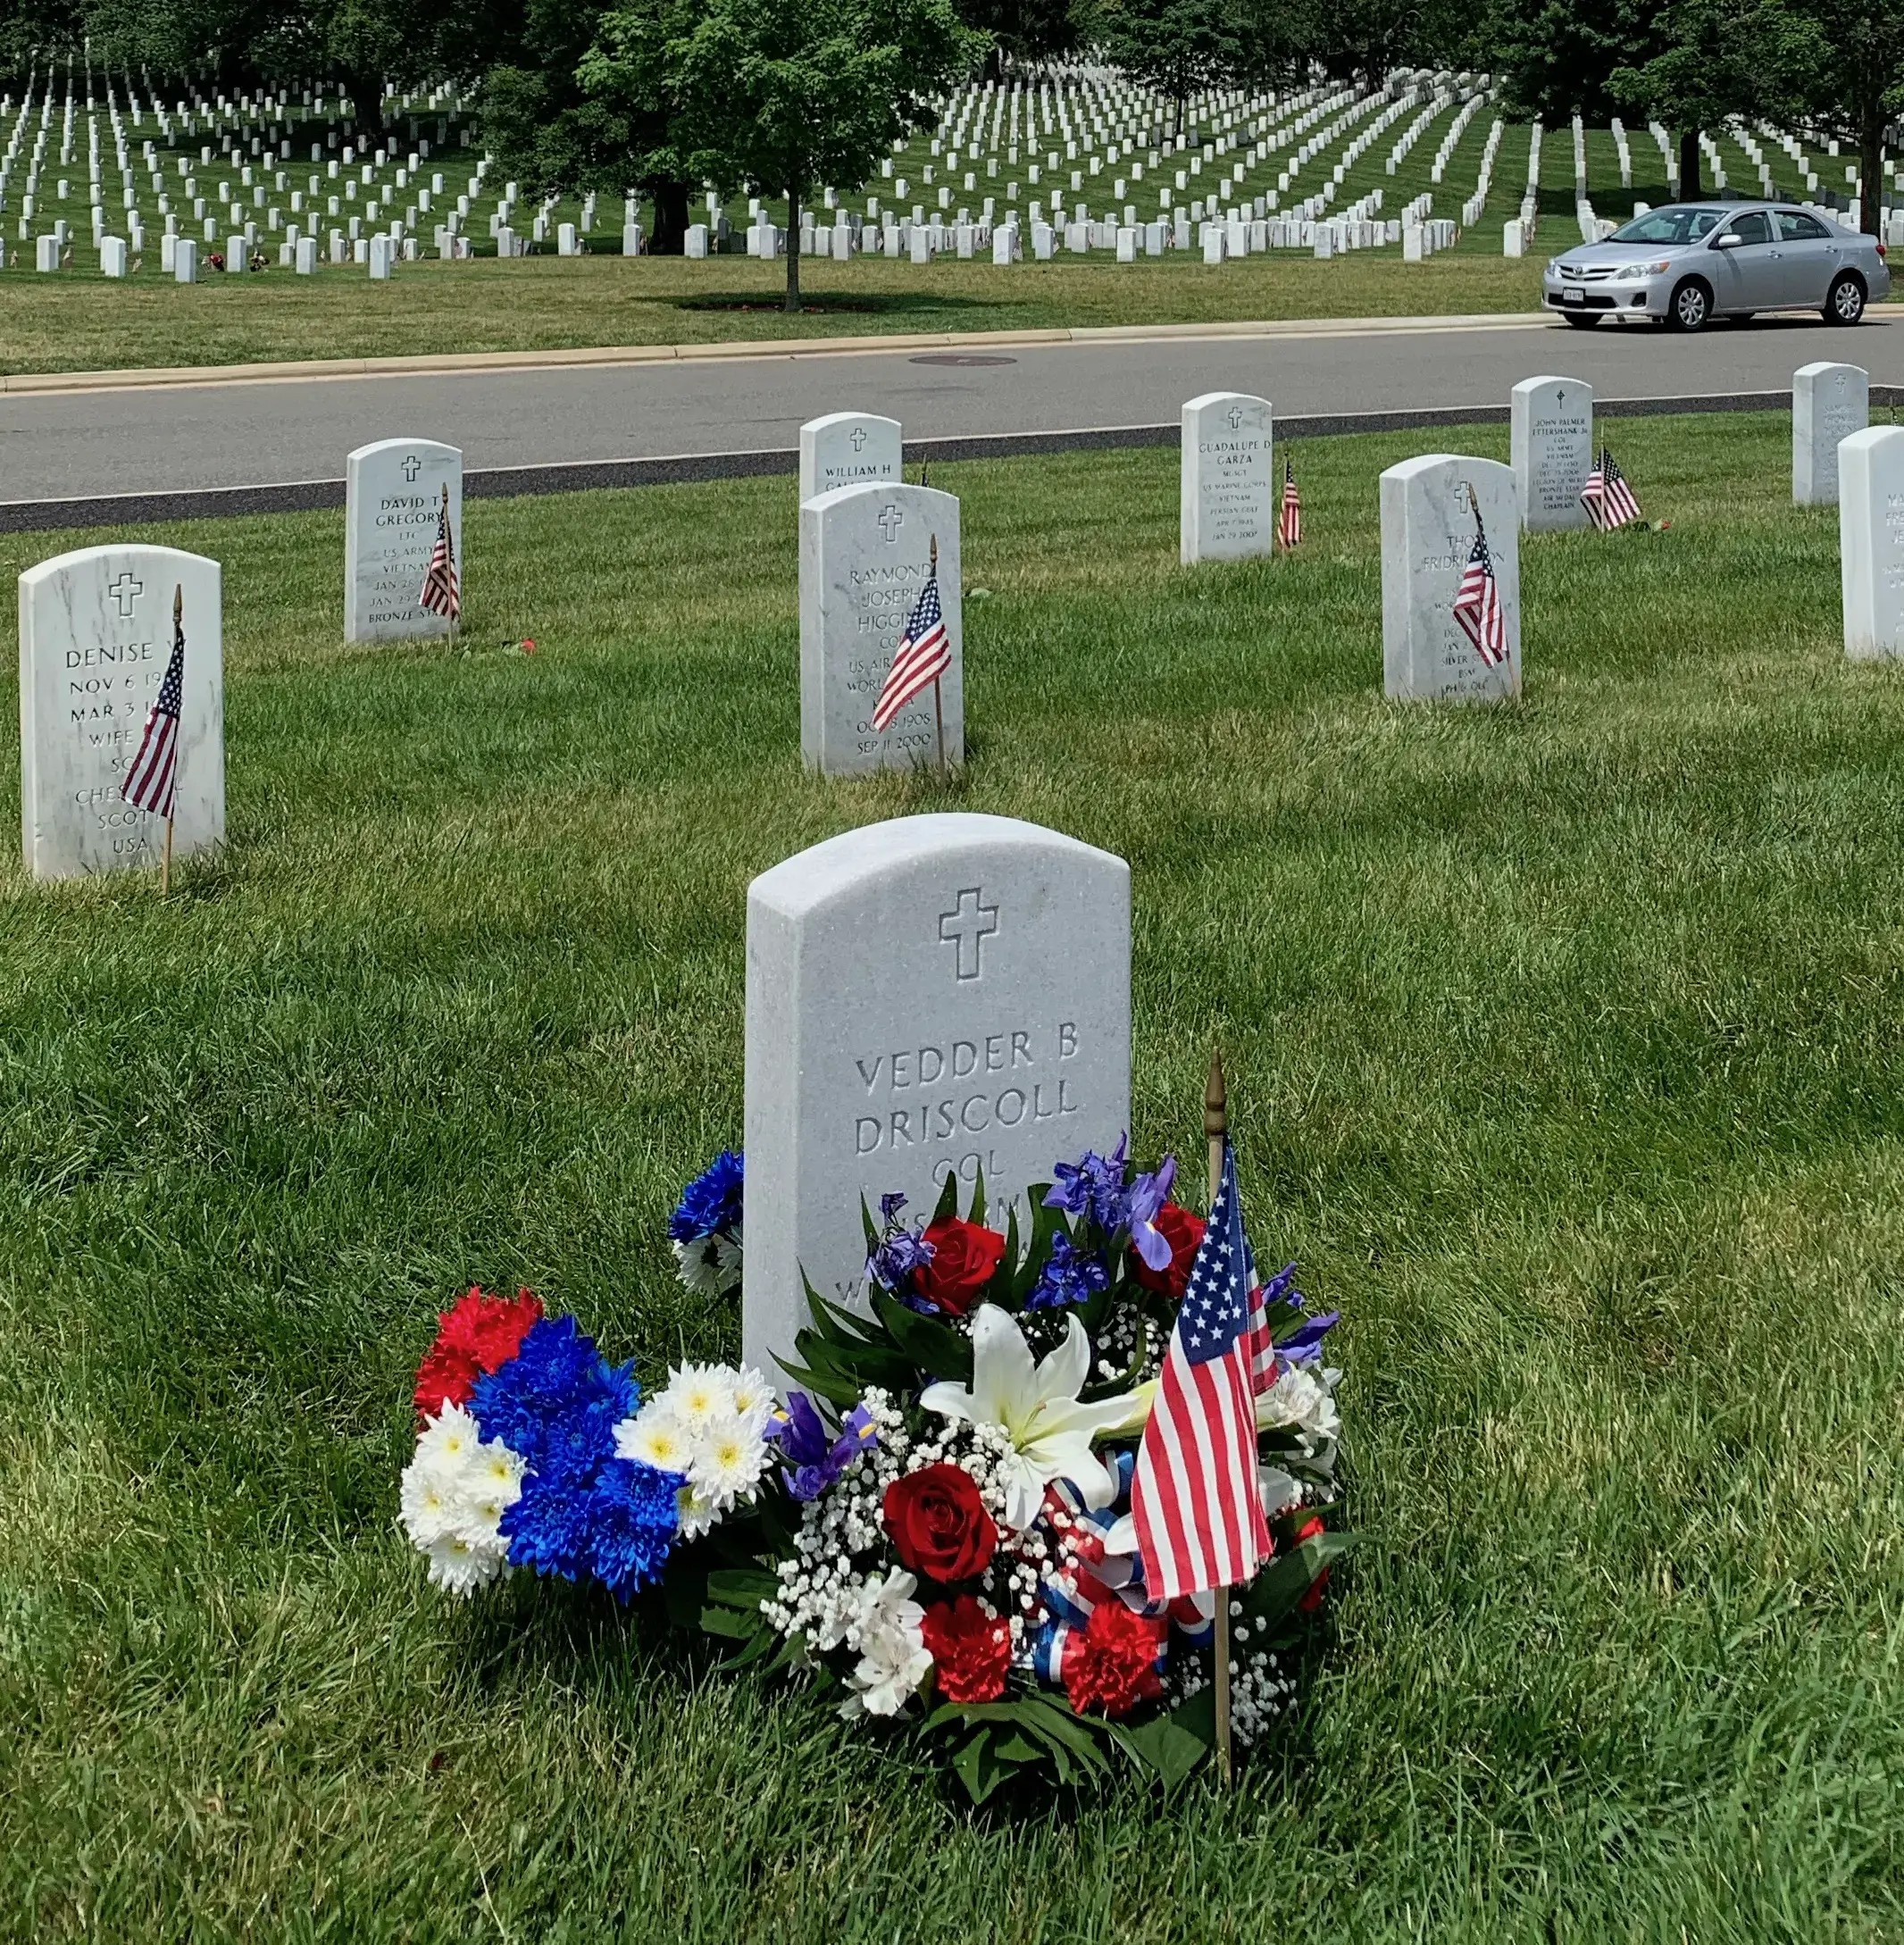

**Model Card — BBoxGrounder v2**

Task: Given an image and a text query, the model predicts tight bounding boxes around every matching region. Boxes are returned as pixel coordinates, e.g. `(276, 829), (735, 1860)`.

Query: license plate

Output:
(1563, 284), (1585, 303)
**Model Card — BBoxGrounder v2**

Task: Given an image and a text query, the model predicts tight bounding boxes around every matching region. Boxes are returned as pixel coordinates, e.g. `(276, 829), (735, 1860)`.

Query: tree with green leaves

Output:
(1097, 0), (1246, 138)
(1774, 0), (1904, 234)
(956, 0), (1080, 80)
(585, 0), (977, 310)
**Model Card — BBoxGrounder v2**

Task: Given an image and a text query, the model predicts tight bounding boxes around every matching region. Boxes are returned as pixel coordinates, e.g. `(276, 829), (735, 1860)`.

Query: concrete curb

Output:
(1, 388), (1879, 536)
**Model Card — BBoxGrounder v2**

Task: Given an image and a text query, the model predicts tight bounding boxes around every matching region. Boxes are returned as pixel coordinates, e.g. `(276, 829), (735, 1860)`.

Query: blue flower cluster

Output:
(864, 1193), (936, 1307)
(1260, 1261), (1340, 1365)
(670, 1150), (745, 1242)
(471, 1315), (682, 1599)
(769, 1391), (879, 1501)
(1044, 1136), (1179, 1273)
(1027, 1231), (1110, 1310)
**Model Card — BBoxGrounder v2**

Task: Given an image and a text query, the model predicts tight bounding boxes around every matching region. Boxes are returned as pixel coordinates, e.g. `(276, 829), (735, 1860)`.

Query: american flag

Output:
(1452, 514), (1508, 668)
(121, 588), (184, 820)
(419, 485), (460, 622)
(870, 548), (949, 732)
(1130, 1140), (1273, 1602)
(1277, 459), (1302, 548)
(1581, 447), (1641, 530)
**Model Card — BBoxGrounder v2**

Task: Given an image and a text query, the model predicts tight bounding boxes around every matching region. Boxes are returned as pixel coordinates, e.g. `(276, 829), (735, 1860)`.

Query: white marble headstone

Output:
(798, 482), (964, 777)
(742, 813), (1132, 1382)
(344, 437), (463, 643)
(1794, 362), (1869, 507)
(18, 544), (224, 881)
(1380, 455), (1521, 703)
(1509, 376), (1592, 532)
(798, 412), (903, 504)
(1839, 425), (1904, 659)
(1181, 391), (1274, 563)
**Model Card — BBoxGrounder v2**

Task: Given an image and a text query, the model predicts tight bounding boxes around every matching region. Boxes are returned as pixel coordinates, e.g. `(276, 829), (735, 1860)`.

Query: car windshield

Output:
(1608, 208), (1724, 245)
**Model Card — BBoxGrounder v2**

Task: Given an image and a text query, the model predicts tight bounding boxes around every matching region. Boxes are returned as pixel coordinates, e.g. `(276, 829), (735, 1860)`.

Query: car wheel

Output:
(1563, 313), (1602, 330)
(1667, 279), (1712, 331)
(1826, 272), (1866, 324)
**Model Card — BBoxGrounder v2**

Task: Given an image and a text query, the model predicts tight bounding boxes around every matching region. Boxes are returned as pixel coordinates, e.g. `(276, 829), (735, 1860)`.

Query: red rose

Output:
(882, 1463), (998, 1583)
(1062, 1600), (1166, 1718)
(922, 1595), (1012, 1703)
(1130, 1203), (1206, 1300)
(916, 1215), (1007, 1315)
(1293, 1515), (1332, 1614)
(413, 1286), (543, 1416)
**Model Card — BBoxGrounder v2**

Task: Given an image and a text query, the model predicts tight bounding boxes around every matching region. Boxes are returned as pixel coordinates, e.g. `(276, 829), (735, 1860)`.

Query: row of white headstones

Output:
(18, 366), (1900, 868)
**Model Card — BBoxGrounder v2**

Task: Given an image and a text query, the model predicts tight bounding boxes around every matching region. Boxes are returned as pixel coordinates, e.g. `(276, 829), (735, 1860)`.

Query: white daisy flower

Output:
(696, 1421), (772, 1505)
(662, 1362), (738, 1434)
(674, 1482), (722, 1540)
(399, 1462), (459, 1548)
(423, 1530), (507, 1597)
(413, 1402), (483, 1479)
(614, 1400), (693, 1474)
(726, 1365), (777, 1439)
(672, 1232), (741, 1297)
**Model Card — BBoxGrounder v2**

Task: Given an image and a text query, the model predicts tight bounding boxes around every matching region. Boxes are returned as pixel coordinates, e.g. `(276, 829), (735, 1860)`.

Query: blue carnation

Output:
(670, 1150), (745, 1241)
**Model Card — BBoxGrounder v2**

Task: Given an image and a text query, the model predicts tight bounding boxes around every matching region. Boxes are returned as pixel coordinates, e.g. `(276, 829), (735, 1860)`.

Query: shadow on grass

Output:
(675, 289), (1022, 320)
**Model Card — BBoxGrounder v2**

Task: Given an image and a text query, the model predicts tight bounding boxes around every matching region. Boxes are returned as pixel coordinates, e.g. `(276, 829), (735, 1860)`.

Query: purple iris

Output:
(1044, 1134), (1132, 1231)
(1027, 1231), (1111, 1309)
(1124, 1154), (1178, 1272)
(864, 1193), (936, 1305)
(1260, 1261), (1339, 1364)
(768, 1391), (878, 1500)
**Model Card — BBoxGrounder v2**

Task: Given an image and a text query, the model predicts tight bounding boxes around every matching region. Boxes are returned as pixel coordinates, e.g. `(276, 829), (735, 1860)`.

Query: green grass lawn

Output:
(3, 415), (1902, 1941)
(0, 250), (1549, 376)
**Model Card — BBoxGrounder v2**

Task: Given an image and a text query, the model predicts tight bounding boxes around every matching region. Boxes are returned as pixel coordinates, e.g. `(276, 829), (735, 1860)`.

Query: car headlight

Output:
(1545, 259), (1561, 276)
(1616, 259), (1671, 280)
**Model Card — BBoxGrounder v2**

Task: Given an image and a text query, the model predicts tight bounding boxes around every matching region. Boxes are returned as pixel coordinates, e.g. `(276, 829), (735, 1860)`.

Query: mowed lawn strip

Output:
(0, 414), (1900, 1941)
(0, 251), (1551, 375)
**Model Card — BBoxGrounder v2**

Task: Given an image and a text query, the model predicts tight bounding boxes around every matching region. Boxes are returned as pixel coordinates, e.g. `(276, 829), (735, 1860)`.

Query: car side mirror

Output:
(1711, 232), (1741, 249)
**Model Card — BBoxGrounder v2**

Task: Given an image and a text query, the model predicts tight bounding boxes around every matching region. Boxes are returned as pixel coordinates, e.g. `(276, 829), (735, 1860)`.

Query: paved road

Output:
(5, 312), (1900, 505)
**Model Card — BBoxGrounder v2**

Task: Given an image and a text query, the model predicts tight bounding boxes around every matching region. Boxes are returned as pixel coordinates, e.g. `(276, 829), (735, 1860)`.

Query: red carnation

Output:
(922, 1595), (1012, 1704)
(413, 1286), (543, 1417)
(916, 1215), (1008, 1316)
(882, 1462), (998, 1583)
(1130, 1203), (1206, 1300)
(1293, 1514), (1332, 1613)
(1063, 1600), (1165, 1718)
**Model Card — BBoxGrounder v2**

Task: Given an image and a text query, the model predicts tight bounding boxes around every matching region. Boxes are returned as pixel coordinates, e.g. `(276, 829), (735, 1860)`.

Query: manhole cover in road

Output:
(907, 353), (1019, 367)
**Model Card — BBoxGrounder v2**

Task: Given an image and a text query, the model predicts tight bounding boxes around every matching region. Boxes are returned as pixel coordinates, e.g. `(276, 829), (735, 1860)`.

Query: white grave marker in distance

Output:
(797, 411), (903, 504)
(1839, 424), (1904, 659)
(1793, 361), (1869, 506)
(1181, 391), (1274, 563)
(1509, 375), (1592, 532)
(742, 812), (1132, 1382)
(798, 481), (964, 777)
(343, 438), (462, 643)
(1380, 455), (1521, 703)
(18, 544), (224, 881)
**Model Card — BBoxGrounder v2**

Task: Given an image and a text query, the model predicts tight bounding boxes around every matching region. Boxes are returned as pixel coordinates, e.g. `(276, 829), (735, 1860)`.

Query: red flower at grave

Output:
(414, 1286), (545, 1417)
(1129, 1202), (1206, 1301)
(1293, 1514), (1332, 1613)
(882, 1463), (998, 1583)
(1062, 1599), (1165, 1718)
(914, 1215), (1007, 1316)
(922, 1595), (1012, 1704)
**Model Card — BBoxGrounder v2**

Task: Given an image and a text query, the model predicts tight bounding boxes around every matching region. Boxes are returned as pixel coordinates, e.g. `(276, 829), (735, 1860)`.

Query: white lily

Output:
(920, 1305), (1152, 1531)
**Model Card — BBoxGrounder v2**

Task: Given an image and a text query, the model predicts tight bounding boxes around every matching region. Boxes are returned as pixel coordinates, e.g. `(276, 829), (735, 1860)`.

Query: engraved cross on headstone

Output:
(939, 887), (999, 981)
(849, 427), (868, 451)
(401, 453), (422, 482)
(878, 502), (905, 543)
(1227, 406), (1246, 430)
(107, 571), (144, 617)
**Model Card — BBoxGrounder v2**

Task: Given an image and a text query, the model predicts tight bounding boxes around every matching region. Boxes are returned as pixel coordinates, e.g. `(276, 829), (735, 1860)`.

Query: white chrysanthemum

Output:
(423, 1530), (507, 1596)
(1256, 1362), (1341, 1459)
(672, 1233), (741, 1298)
(400, 1460), (460, 1548)
(675, 1482), (722, 1540)
(697, 1420), (772, 1505)
(662, 1361), (739, 1434)
(401, 1407), (522, 1593)
(413, 1401), (483, 1479)
(726, 1365), (777, 1440)
(614, 1399), (693, 1474)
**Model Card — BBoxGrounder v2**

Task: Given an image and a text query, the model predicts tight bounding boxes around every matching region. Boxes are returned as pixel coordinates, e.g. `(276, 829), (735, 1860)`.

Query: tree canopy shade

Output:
(582, 0), (979, 309)
(956, 0), (1080, 78)
(1096, 0), (1247, 136)
(1775, 0), (1904, 234)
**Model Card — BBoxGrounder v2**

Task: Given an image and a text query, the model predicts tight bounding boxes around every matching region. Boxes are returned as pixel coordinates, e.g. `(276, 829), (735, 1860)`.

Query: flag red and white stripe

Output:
(1452, 517), (1508, 668)
(871, 556), (949, 732)
(1131, 1142), (1272, 1602)
(121, 596), (185, 819)
(420, 487), (460, 622)
(1277, 461), (1302, 548)
(1581, 447), (1642, 530)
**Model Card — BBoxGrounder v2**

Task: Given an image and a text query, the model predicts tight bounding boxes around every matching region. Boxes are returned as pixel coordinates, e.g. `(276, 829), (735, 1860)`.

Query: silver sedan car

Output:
(1541, 202), (1891, 331)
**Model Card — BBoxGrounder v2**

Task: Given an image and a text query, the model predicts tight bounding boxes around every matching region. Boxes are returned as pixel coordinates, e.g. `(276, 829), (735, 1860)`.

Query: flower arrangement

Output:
(399, 1144), (1349, 1801)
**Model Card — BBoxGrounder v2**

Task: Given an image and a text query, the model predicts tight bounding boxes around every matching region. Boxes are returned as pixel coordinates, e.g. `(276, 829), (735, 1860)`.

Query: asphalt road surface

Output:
(5, 310), (1900, 506)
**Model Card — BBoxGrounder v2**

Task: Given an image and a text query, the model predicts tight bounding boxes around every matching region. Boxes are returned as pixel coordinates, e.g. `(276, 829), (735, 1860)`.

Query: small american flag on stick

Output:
(870, 536), (950, 734)
(121, 584), (185, 821)
(1130, 1137), (1273, 1603)
(1581, 446), (1642, 530)
(1451, 507), (1508, 668)
(420, 483), (460, 622)
(1277, 459), (1302, 548)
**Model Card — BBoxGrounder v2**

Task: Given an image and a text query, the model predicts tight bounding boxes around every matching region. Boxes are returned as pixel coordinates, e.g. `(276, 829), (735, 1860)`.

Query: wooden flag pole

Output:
(929, 532), (946, 772)
(1206, 1048), (1234, 1789)
(160, 583), (180, 898)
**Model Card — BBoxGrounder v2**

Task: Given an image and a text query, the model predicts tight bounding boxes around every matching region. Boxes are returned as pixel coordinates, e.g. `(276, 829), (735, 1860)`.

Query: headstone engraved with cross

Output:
(1181, 391), (1274, 563)
(742, 812), (1132, 1382)
(1510, 375), (1592, 532)
(344, 436), (463, 642)
(17, 543), (225, 881)
(798, 411), (903, 504)
(1380, 454), (1521, 703)
(798, 480), (965, 777)
(1794, 361), (1869, 507)
(1838, 425), (1904, 658)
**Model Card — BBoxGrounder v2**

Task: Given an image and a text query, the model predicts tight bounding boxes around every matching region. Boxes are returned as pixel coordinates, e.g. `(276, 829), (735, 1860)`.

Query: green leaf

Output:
(861, 1195), (882, 1254)
(966, 1162), (986, 1226)
(705, 1566), (778, 1605)
(1115, 1700), (1212, 1791)
(951, 1727), (1012, 1806)
(869, 1287), (973, 1384)
(1244, 1531), (1354, 1627)
(931, 1167), (961, 1224)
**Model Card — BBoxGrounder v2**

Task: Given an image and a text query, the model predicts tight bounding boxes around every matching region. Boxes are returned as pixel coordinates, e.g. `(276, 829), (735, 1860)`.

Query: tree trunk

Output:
(346, 71), (387, 142)
(1860, 91), (1883, 235)
(649, 179), (690, 255)
(785, 189), (802, 313)
(1678, 128), (1700, 200)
